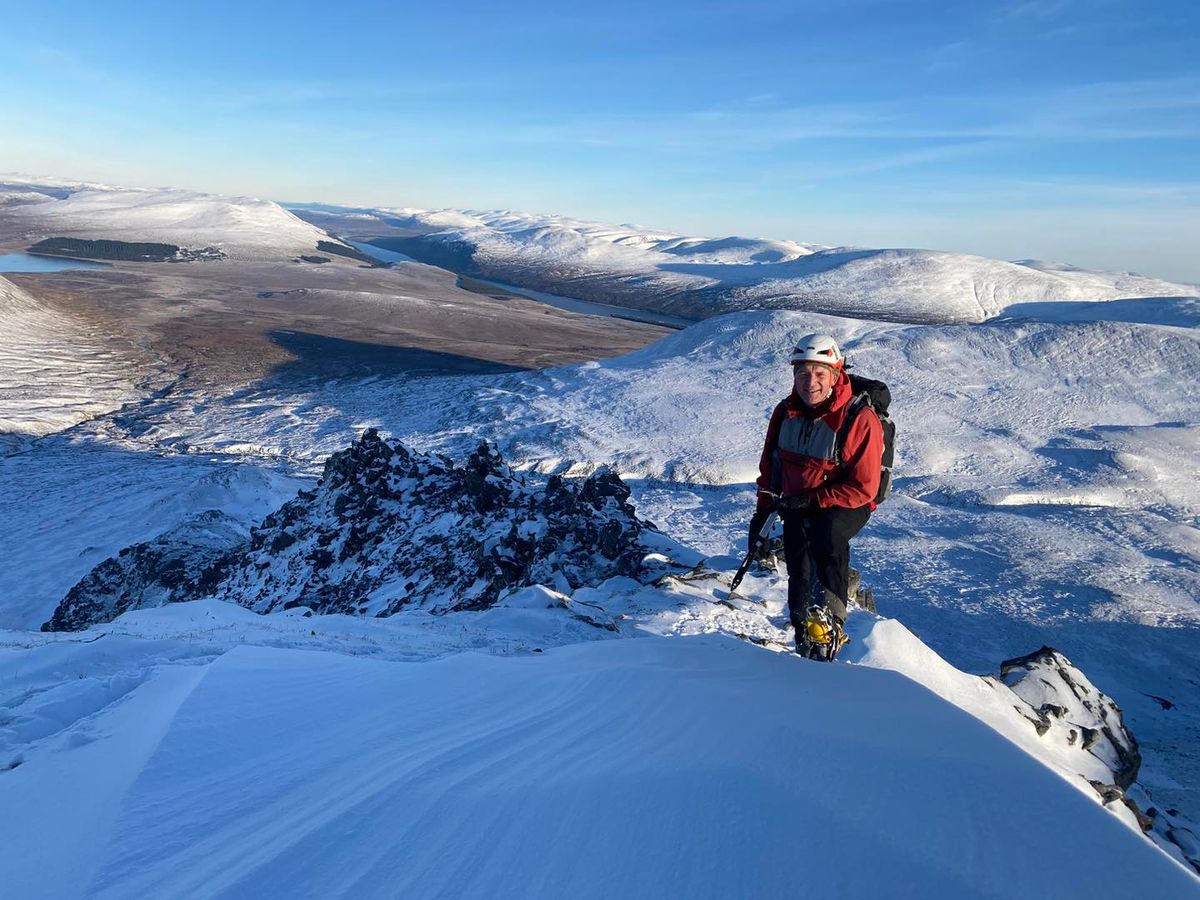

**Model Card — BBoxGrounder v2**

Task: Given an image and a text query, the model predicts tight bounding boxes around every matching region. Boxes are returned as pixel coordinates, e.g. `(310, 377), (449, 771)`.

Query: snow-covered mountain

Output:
(2, 178), (1199, 897)
(3, 296), (1197, 887)
(0, 178), (339, 261)
(299, 205), (1198, 323)
(30, 418), (1185, 853)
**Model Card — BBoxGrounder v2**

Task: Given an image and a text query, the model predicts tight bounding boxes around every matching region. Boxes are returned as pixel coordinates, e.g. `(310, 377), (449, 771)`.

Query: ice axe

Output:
(729, 508), (779, 595)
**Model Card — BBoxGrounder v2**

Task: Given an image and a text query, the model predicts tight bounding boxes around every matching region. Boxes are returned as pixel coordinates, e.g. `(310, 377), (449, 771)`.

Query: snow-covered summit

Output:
(379, 207), (823, 263)
(1, 179), (335, 261)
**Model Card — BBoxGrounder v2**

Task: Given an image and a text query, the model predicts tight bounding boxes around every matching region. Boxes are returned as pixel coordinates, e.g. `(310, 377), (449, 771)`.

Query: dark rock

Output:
(1089, 780), (1124, 805)
(44, 432), (657, 629)
(41, 510), (248, 631)
(1124, 798), (1154, 833)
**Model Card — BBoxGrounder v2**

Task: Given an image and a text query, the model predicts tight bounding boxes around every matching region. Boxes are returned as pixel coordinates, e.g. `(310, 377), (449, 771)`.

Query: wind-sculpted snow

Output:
(44, 430), (658, 630)
(336, 206), (1198, 323)
(2, 181), (336, 261)
(4, 617), (1198, 898)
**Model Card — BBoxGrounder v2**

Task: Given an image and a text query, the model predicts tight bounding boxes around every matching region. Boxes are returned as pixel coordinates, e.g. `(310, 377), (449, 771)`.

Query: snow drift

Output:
(3, 624), (1196, 899)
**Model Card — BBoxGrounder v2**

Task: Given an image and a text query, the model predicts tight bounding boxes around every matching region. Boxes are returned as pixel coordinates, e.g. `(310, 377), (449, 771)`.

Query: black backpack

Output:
(836, 373), (895, 504)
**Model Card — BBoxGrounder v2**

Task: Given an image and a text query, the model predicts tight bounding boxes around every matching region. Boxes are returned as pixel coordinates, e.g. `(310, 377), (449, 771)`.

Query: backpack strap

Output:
(768, 398), (792, 492)
(833, 392), (872, 465)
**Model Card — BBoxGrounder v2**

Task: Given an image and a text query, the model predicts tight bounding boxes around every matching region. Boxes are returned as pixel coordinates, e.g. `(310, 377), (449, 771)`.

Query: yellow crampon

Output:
(805, 617), (836, 645)
(802, 606), (850, 660)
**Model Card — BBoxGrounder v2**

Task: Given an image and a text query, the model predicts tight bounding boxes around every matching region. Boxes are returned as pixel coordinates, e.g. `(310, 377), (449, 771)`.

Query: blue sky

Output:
(1, 0), (1197, 282)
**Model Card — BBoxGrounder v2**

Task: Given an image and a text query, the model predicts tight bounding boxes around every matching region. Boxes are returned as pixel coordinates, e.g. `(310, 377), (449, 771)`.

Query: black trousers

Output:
(781, 505), (871, 627)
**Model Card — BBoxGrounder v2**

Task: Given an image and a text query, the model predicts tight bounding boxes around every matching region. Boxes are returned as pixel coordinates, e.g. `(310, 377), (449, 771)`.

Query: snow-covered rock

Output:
(1001, 645), (1141, 789)
(990, 644), (1200, 870)
(839, 616), (1198, 870)
(44, 430), (660, 629)
(42, 510), (250, 632)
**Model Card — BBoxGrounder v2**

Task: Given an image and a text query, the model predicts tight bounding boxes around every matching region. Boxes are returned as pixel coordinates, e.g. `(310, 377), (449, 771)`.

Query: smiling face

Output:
(793, 362), (838, 407)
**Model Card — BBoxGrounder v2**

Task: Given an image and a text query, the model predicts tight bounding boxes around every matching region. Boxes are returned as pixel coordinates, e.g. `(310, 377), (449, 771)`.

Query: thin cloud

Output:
(499, 76), (1200, 155)
(19, 43), (150, 100)
(992, 0), (1073, 22)
(852, 176), (1200, 207)
(797, 142), (999, 179)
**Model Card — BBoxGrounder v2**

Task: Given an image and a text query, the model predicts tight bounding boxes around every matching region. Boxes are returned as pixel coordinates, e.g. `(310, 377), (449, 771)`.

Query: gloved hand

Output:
(778, 493), (816, 512)
(748, 509), (770, 552)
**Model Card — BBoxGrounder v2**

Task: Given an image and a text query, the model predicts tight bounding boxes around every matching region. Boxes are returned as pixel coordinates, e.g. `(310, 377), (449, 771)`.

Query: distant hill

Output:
(292, 204), (1199, 324)
(0, 179), (354, 262)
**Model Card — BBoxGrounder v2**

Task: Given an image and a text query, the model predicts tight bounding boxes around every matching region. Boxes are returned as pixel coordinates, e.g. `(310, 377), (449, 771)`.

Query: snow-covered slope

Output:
(328, 206), (1198, 323)
(0, 275), (142, 443)
(136, 302), (1196, 508)
(2, 606), (1197, 899)
(12, 295), (1188, 825)
(1, 180), (335, 261)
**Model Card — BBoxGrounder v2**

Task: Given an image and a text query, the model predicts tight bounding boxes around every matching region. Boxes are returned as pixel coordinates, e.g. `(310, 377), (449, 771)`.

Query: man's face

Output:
(793, 363), (838, 407)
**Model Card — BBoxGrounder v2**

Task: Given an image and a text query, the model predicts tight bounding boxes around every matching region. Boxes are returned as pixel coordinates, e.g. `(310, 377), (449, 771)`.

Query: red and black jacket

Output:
(755, 373), (884, 512)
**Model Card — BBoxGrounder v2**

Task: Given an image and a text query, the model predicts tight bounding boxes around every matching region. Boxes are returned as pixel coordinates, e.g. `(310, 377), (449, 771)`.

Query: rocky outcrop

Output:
(42, 511), (248, 632)
(1001, 646), (1198, 874)
(1001, 646), (1141, 789)
(44, 431), (656, 630)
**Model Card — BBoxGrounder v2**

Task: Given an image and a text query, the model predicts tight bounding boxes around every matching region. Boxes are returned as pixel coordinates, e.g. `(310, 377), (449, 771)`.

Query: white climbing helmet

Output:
(789, 333), (844, 370)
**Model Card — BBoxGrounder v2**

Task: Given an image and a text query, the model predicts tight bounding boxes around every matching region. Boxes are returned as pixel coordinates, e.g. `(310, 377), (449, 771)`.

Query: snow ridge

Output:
(321, 205), (1198, 323)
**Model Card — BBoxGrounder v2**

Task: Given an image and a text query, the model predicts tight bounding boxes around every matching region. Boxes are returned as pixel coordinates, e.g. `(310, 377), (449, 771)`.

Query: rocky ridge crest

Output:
(44, 430), (654, 630)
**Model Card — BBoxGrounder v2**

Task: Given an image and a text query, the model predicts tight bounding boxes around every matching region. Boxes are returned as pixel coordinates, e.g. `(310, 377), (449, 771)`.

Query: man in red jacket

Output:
(750, 334), (884, 657)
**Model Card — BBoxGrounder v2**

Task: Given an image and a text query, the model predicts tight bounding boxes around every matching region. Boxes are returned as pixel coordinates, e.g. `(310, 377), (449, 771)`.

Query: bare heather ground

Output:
(4, 253), (672, 393)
